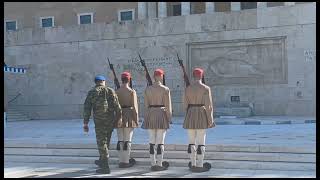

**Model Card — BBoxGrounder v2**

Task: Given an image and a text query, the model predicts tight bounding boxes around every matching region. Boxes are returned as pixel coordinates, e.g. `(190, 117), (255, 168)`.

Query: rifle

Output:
(138, 54), (153, 129)
(107, 58), (120, 89)
(177, 53), (190, 87)
(138, 54), (153, 86)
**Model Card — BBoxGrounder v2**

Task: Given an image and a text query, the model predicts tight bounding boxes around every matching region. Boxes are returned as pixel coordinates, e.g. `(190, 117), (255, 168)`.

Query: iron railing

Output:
(8, 92), (22, 104)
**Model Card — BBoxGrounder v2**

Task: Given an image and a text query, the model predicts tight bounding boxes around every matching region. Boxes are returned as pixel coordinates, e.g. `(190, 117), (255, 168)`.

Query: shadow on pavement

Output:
(20, 168), (159, 178)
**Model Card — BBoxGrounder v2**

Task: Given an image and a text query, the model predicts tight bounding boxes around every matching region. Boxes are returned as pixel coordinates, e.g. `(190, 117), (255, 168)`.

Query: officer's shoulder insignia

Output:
(107, 87), (117, 95)
(106, 87), (114, 91)
(89, 87), (97, 93)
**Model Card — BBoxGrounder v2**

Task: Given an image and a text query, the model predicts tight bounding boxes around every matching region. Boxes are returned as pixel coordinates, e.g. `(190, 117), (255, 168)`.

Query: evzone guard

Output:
(183, 68), (215, 172)
(177, 54), (215, 172)
(114, 72), (139, 168)
(143, 69), (172, 171)
(107, 58), (138, 168)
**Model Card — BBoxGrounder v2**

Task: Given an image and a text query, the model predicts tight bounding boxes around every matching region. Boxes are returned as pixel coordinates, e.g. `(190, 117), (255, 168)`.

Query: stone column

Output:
(284, 2), (295, 6)
(181, 2), (191, 15)
(257, 2), (267, 9)
(231, 2), (241, 11)
(138, 2), (147, 20)
(158, 2), (167, 18)
(205, 2), (215, 14)
(147, 2), (157, 18)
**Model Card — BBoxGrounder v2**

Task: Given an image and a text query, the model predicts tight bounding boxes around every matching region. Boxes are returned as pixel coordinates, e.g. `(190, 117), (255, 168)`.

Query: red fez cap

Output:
(193, 68), (204, 77)
(121, 71), (131, 79)
(154, 69), (164, 77)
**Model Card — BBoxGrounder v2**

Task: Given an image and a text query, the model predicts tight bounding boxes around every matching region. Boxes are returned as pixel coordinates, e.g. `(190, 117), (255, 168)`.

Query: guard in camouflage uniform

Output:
(114, 72), (139, 168)
(144, 69), (172, 171)
(83, 75), (122, 174)
(183, 68), (215, 173)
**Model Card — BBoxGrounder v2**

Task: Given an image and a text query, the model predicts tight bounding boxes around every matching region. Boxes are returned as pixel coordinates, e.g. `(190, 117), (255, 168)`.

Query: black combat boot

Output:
(150, 165), (158, 171)
(190, 167), (210, 173)
(96, 158), (110, 174)
(151, 165), (167, 171)
(203, 162), (212, 170)
(190, 163), (211, 173)
(162, 161), (169, 169)
(188, 161), (196, 170)
(150, 162), (169, 171)
(95, 157), (102, 167)
(119, 158), (136, 168)
(119, 162), (129, 168)
(129, 158), (136, 167)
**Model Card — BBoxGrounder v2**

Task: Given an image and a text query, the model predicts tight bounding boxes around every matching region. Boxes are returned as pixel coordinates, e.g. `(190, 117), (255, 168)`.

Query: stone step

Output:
(4, 155), (315, 171)
(6, 111), (27, 115)
(7, 115), (29, 119)
(7, 115), (30, 119)
(7, 109), (27, 113)
(7, 114), (28, 117)
(7, 114), (29, 117)
(7, 119), (31, 122)
(6, 109), (30, 121)
(4, 142), (316, 154)
(6, 117), (29, 119)
(6, 110), (25, 114)
(3, 162), (316, 178)
(4, 148), (315, 163)
(7, 107), (24, 110)
(6, 110), (23, 113)
(7, 112), (27, 115)
(7, 106), (24, 109)
(215, 107), (252, 118)
(6, 118), (29, 121)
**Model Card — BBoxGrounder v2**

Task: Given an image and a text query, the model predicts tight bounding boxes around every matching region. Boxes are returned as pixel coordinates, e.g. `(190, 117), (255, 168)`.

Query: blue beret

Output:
(95, 75), (106, 81)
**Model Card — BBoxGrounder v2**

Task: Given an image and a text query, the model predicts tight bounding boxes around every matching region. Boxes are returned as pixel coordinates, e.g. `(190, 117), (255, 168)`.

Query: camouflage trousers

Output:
(95, 125), (113, 160)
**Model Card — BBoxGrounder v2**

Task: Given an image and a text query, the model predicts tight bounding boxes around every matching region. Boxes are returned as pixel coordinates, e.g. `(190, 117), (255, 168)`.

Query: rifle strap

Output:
(163, 74), (165, 86)
(202, 75), (205, 84)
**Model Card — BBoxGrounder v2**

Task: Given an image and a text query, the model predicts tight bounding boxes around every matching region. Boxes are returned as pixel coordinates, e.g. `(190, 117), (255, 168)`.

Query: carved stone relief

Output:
(187, 37), (287, 85)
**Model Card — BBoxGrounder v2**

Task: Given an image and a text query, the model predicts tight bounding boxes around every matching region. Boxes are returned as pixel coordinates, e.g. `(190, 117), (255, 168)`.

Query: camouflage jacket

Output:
(83, 84), (122, 126)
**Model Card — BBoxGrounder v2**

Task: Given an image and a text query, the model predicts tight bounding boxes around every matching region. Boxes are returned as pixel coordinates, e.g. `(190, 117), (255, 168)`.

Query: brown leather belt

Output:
(149, 105), (165, 108)
(121, 106), (133, 108)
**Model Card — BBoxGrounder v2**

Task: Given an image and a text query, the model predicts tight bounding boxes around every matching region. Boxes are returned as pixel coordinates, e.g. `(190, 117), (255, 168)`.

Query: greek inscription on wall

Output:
(304, 50), (316, 61)
(105, 46), (182, 99)
(187, 37), (287, 85)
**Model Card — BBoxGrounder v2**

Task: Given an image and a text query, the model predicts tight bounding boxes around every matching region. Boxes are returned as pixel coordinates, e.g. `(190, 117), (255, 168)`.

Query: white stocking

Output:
(123, 128), (133, 163)
(148, 129), (157, 166)
(156, 129), (166, 166)
(117, 128), (125, 163)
